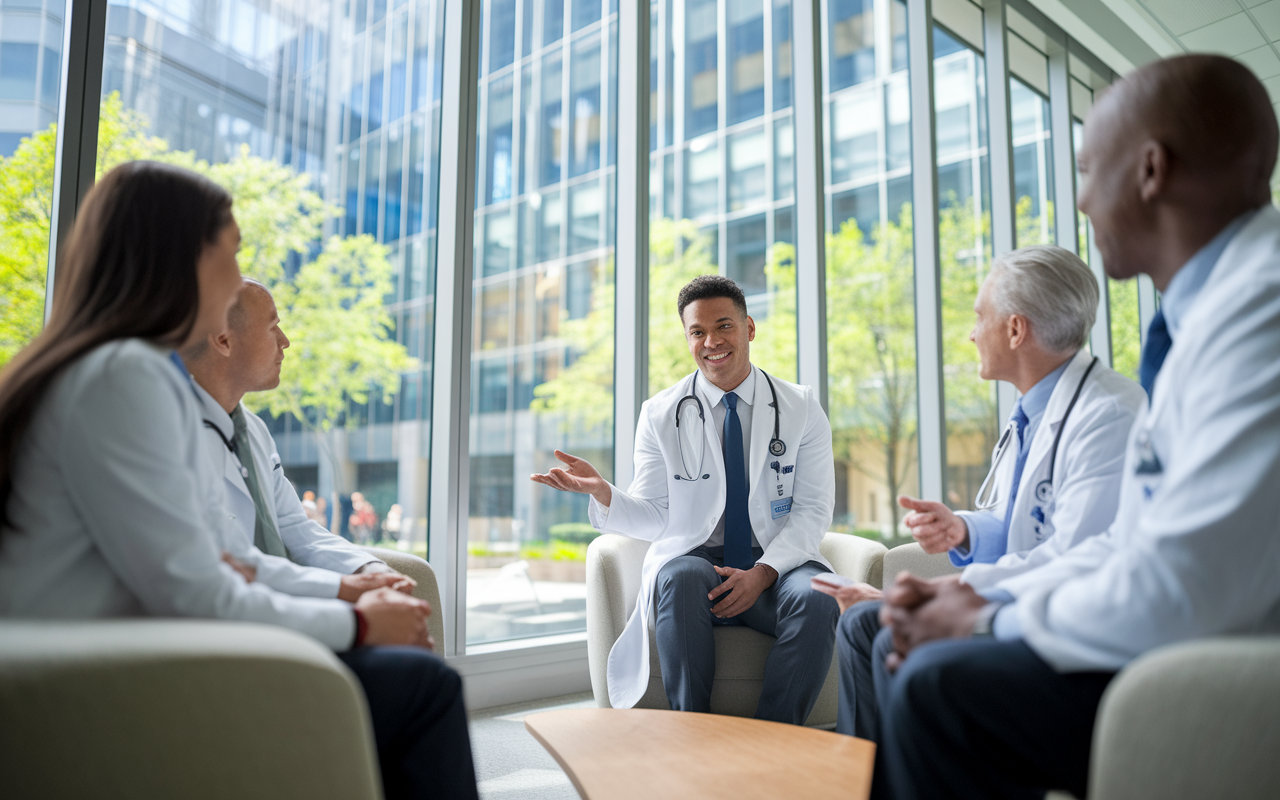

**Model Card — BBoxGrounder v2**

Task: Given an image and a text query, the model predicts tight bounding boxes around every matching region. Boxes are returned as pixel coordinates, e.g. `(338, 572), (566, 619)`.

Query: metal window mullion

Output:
(791, 0), (827, 401)
(429, 0), (482, 658)
(908, 0), (945, 502)
(613, 0), (650, 488)
(46, 0), (108, 321)
(983, 0), (1017, 423)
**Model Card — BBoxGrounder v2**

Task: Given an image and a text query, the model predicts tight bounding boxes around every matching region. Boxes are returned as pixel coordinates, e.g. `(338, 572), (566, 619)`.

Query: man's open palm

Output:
(530, 450), (612, 507)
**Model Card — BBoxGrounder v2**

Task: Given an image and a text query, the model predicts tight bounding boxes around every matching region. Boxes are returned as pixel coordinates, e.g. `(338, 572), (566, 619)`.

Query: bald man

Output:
(866, 55), (1280, 799)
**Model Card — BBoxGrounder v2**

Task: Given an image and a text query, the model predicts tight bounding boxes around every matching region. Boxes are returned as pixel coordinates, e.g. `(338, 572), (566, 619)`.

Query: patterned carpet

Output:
(469, 692), (596, 800)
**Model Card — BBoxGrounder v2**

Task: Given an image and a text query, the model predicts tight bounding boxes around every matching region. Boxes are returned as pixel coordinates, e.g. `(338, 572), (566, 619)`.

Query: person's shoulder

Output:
(1089, 364), (1147, 415)
(58, 339), (182, 400)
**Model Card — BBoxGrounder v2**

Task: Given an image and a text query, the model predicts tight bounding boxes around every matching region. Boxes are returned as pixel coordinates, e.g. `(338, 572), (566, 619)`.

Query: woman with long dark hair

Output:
(0, 161), (477, 799)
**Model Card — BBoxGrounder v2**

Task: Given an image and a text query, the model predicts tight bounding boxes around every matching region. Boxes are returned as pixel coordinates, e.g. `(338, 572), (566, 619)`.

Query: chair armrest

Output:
(819, 532), (887, 588)
(1089, 637), (1280, 800)
(586, 534), (651, 707)
(882, 542), (961, 587)
(0, 620), (380, 799)
(362, 546), (443, 649)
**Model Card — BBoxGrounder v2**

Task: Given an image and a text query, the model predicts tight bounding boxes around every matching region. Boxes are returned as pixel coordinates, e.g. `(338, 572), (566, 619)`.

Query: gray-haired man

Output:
(815, 244), (1146, 741)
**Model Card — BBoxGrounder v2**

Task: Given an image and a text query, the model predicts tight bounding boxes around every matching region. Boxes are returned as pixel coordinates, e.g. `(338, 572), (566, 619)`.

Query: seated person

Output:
(0, 161), (478, 800)
(814, 244), (1145, 741)
(181, 278), (410, 601)
(531, 275), (838, 724)
(871, 54), (1280, 800)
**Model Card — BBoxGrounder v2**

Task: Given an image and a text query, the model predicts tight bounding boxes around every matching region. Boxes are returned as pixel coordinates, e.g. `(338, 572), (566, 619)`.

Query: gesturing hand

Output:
(879, 573), (987, 673)
(339, 571), (417, 602)
(810, 579), (882, 615)
(898, 495), (969, 554)
(530, 450), (612, 507)
(357, 587), (434, 650)
(708, 564), (777, 618)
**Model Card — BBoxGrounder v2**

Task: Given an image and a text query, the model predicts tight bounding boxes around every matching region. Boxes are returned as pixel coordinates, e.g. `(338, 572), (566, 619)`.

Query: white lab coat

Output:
(1012, 205), (1280, 671)
(192, 381), (381, 598)
(0, 339), (356, 650)
(959, 350), (1146, 591)
(588, 366), (835, 708)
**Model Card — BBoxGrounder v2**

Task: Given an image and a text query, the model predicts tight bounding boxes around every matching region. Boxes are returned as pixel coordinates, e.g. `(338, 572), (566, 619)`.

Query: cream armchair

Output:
(585, 532), (887, 726)
(0, 547), (438, 799)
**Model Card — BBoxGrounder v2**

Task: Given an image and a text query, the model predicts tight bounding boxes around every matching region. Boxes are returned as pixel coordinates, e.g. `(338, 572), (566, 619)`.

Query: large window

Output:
(466, 0), (618, 646)
(0, 0), (66, 369)
(934, 24), (995, 511)
(89, 0), (446, 558)
(648, 0), (798, 400)
(822, 0), (917, 540)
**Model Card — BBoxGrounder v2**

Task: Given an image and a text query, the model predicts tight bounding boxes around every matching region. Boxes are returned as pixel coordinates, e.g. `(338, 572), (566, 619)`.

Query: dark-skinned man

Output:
(531, 275), (838, 723)
(870, 54), (1280, 800)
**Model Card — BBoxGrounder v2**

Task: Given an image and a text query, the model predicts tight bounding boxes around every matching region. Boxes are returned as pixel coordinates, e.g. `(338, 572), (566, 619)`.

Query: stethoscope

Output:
(204, 420), (250, 479)
(974, 357), (1098, 513)
(673, 369), (786, 482)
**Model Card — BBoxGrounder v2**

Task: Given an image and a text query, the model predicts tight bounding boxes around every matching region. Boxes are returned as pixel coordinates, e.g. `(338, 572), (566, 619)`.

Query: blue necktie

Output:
(1138, 308), (1171, 400)
(722, 392), (754, 570)
(1001, 400), (1031, 538)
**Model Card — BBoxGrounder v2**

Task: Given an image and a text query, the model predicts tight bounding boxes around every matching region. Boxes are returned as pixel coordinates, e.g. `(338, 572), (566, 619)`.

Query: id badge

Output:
(770, 497), (793, 519)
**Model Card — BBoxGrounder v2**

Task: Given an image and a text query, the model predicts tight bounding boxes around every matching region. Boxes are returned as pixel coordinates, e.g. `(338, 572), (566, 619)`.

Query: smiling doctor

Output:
(532, 275), (837, 723)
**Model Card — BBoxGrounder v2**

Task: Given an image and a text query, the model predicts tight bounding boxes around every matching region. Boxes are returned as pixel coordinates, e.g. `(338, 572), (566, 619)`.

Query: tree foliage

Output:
(0, 93), (411, 448)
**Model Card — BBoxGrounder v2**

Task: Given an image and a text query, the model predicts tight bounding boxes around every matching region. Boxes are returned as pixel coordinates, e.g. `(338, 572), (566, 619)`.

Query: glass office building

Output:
(3, 0), (1140, 659)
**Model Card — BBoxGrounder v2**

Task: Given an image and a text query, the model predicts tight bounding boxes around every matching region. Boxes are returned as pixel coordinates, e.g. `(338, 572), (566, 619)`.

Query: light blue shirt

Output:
(950, 358), (1072, 567)
(993, 210), (1257, 643)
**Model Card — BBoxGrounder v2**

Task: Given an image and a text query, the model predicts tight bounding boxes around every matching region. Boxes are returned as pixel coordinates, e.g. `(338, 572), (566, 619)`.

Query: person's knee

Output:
(885, 641), (966, 722)
(656, 557), (717, 601)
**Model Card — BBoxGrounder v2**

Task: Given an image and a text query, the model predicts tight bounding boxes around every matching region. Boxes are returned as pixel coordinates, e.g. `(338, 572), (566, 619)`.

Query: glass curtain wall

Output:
(934, 24), (994, 511)
(89, 0), (446, 555)
(647, 0), (799, 394)
(0, 0), (67, 370)
(1010, 77), (1052, 246)
(821, 0), (917, 540)
(466, 0), (618, 646)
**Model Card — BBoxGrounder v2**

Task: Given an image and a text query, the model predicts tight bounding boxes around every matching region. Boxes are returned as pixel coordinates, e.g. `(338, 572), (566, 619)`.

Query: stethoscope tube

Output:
(974, 356), (1098, 510)
(674, 369), (785, 481)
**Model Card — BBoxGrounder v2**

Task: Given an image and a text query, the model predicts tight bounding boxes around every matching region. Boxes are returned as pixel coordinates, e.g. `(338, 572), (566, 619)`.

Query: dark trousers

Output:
(835, 600), (884, 741)
(654, 545), (838, 725)
(871, 636), (1115, 800)
(338, 646), (479, 800)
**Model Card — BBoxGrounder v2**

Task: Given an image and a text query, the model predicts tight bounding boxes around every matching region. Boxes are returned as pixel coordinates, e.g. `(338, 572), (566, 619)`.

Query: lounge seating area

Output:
(6, 541), (1278, 798)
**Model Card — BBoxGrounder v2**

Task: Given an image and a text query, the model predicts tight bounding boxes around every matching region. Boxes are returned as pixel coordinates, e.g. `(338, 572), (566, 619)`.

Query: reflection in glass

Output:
(468, 0), (617, 646)
(651, 0), (798, 392)
(934, 25), (996, 512)
(1010, 78), (1053, 246)
(822, 0), (917, 542)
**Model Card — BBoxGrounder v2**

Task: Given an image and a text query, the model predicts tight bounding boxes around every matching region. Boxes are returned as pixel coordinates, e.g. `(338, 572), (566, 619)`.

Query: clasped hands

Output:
(220, 552), (433, 649)
(879, 572), (989, 672)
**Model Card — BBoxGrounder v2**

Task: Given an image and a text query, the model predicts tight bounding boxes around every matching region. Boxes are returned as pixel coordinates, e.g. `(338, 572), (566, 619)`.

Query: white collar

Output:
(696, 365), (757, 410)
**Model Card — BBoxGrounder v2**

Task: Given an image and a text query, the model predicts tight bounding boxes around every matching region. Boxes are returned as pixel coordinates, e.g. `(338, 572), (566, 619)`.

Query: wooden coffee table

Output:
(524, 708), (875, 800)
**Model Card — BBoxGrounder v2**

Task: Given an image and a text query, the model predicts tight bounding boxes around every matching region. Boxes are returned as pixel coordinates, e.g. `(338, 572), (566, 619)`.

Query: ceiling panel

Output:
(1180, 13), (1268, 55)
(1249, 0), (1280, 40)
(1140, 0), (1249, 35)
(1237, 44), (1280, 78)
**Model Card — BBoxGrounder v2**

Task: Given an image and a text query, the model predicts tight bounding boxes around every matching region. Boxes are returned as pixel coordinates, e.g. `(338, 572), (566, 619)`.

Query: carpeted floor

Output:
(469, 692), (596, 799)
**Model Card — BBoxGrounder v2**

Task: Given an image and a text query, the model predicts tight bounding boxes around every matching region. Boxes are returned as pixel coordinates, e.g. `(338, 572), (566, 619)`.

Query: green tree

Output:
(0, 94), (412, 496)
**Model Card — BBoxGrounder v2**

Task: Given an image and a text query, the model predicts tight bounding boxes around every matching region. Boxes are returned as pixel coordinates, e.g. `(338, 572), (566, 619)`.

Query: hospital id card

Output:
(770, 497), (793, 519)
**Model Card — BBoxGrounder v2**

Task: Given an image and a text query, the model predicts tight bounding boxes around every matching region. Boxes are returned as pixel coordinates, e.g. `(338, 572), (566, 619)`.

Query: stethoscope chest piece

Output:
(769, 439), (786, 457)
(1034, 479), (1053, 504)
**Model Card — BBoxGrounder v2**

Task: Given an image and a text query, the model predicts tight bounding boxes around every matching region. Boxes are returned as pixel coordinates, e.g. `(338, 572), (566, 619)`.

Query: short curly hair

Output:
(677, 274), (748, 323)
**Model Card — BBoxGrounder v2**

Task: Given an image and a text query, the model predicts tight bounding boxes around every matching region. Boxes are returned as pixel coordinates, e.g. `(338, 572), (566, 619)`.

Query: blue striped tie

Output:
(722, 392), (753, 570)
(1001, 400), (1031, 539)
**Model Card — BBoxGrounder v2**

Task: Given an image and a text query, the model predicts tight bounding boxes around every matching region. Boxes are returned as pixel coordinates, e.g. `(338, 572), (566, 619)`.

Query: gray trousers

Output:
(835, 599), (885, 741)
(653, 545), (838, 725)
